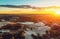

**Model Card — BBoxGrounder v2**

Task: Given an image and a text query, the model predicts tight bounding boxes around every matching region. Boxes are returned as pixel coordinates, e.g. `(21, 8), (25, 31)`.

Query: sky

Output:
(0, 0), (60, 7)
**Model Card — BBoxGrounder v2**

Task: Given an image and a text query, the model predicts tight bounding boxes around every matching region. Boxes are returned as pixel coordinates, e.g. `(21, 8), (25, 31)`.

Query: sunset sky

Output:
(0, 0), (60, 14)
(0, 0), (60, 7)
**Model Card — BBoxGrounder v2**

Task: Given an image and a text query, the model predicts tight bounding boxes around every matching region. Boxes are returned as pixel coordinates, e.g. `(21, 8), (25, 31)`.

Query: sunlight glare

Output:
(55, 10), (60, 15)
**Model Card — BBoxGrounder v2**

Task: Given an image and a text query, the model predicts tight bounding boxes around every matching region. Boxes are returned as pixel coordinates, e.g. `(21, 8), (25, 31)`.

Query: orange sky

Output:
(0, 7), (60, 14)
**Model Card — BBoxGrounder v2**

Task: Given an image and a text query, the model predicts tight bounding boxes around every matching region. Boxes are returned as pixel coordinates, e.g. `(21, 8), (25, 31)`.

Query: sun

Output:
(55, 10), (60, 15)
